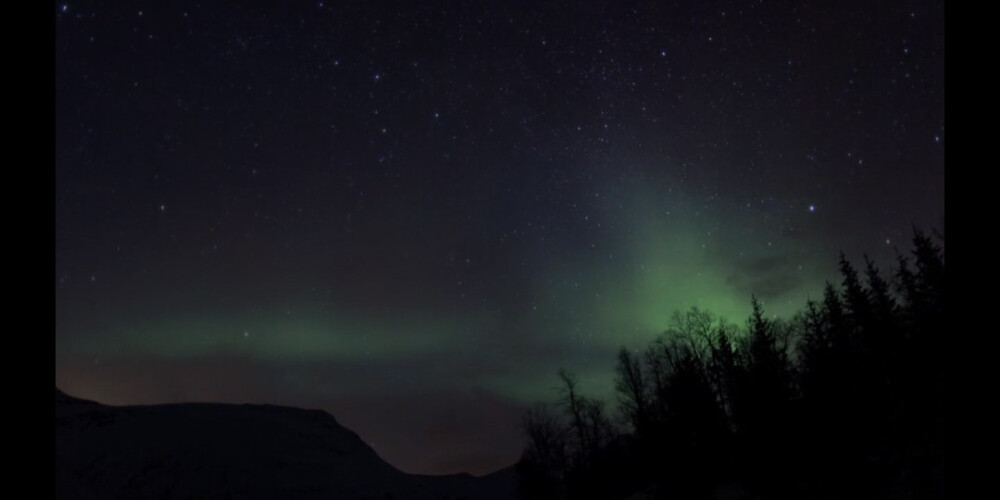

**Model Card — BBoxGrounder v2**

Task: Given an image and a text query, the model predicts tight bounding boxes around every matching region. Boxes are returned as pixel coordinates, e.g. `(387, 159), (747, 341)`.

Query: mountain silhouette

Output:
(55, 388), (517, 499)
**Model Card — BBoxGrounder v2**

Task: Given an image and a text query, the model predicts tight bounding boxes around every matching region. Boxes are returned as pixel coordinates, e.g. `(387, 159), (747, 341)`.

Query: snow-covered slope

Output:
(55, 388), (518, 499)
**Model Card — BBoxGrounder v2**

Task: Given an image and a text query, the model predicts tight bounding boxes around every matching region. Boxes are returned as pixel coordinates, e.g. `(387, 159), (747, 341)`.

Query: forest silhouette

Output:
(516, 229), (945, 499)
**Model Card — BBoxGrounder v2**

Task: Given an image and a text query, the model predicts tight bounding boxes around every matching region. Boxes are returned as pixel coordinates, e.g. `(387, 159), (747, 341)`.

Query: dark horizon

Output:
(56, 1), (943, 476)
(54, 385), (517, 478)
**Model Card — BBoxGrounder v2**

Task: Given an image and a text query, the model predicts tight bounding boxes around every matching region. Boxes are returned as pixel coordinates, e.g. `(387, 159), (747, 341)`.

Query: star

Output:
(54, 1), (944, 479)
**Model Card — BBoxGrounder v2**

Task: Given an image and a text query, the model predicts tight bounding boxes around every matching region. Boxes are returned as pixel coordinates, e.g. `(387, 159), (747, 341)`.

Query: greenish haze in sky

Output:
(56, 0), (942, 477)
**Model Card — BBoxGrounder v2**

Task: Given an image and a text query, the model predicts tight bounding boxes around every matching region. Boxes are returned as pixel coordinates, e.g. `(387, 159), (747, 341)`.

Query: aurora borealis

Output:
(56, 1), (944, 476)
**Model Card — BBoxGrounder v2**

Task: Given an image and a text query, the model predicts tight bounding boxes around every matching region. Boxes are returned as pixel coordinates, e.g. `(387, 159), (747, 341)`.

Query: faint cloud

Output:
(726, 254), (802, 300)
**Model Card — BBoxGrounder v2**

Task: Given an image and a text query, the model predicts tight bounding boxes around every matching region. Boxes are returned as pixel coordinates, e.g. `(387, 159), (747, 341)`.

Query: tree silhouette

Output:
(614, 347), (650, 438)
(517, 403), (569, 500)
(517, 229), (946, 499)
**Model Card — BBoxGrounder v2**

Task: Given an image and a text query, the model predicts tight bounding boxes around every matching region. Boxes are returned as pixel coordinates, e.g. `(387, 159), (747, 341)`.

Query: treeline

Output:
(517, 230), (945, 499)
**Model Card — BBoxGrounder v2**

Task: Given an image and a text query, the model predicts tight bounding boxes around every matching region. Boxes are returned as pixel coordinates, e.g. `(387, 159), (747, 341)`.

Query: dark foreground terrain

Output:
(55, 388), (517, 499)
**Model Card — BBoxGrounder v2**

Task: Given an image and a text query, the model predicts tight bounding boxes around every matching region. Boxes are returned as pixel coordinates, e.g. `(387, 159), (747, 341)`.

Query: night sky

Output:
(55, 1), (944, 476)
